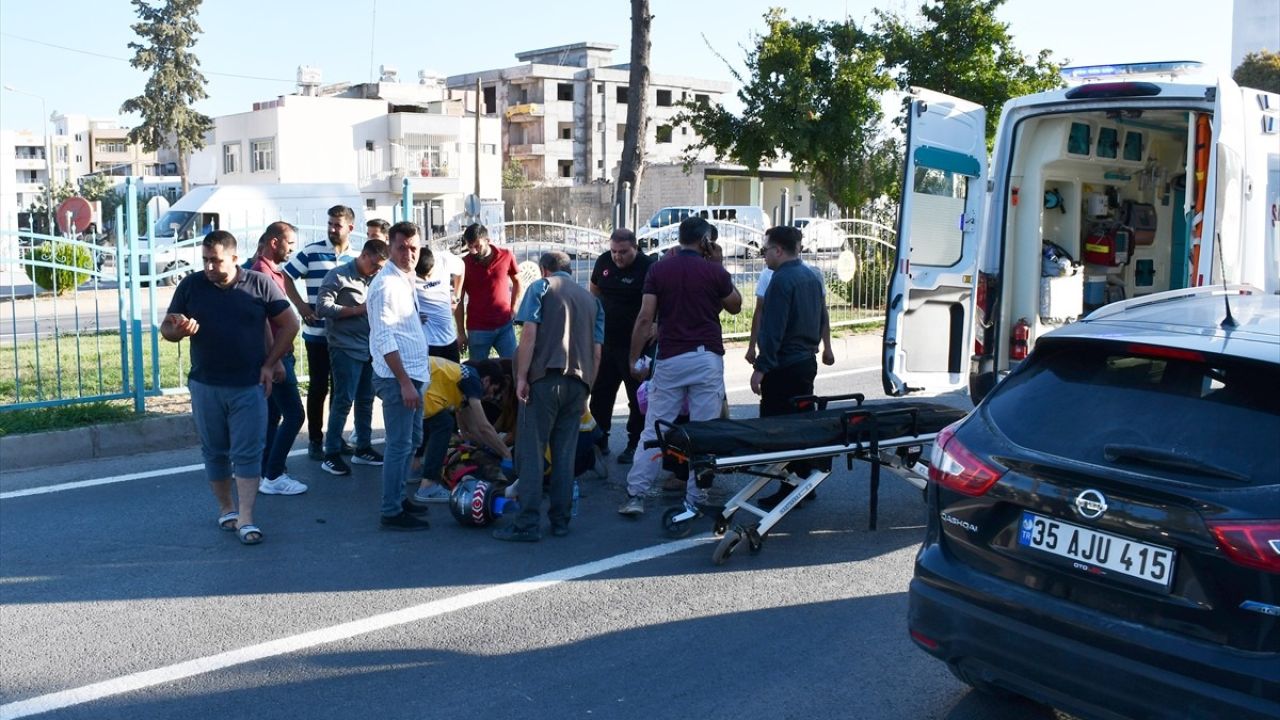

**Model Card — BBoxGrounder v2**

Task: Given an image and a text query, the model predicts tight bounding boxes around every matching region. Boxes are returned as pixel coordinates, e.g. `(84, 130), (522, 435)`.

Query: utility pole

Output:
(474, 77), (482, 199)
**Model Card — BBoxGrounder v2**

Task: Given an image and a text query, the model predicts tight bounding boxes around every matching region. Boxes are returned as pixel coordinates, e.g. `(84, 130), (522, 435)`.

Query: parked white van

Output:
(138, 183), (363, 284)
(637, 204), (768, 256)
(883, 62), (1280, 401)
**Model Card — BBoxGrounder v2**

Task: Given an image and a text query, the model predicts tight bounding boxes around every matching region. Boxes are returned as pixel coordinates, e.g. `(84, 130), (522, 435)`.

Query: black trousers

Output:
(589, 343), (643, 449)
(304, 340), (331, 444)
(760, 355), (818, 477)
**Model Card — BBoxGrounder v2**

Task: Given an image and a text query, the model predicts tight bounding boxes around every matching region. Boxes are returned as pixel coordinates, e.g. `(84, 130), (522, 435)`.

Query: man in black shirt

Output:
(163, 231), (300, 546)
(588, 228), (653, 464)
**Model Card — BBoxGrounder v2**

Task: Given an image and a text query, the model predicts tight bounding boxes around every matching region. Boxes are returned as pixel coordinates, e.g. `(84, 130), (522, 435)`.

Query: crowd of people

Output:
(162, 210), (832, 545)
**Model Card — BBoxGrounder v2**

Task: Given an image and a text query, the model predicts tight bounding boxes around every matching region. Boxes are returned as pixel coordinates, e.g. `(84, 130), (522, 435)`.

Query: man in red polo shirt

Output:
(455, 223), (521, 360)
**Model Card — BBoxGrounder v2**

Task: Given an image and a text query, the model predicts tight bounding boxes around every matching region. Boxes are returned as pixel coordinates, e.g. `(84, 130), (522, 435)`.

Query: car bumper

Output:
(908, 549), (1280, 720)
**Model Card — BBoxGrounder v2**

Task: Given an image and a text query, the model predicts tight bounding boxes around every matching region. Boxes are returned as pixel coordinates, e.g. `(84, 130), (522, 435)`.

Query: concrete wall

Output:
(505, 183), (614, 227)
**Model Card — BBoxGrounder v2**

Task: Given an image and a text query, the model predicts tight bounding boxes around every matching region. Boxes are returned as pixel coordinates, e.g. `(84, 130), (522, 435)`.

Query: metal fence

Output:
(1, 180), (895, 414)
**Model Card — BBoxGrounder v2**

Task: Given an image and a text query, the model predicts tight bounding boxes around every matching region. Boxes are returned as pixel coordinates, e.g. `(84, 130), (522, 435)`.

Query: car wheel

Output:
(162, 262), (191, 287)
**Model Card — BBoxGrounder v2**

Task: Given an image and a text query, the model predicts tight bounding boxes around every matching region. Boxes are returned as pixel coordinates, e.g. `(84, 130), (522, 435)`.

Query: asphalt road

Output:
(0, 338), (1069, 720)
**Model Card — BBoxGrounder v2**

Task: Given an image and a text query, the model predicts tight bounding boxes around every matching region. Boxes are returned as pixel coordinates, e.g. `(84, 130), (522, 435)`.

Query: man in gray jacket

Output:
(315, 238), (389, 475)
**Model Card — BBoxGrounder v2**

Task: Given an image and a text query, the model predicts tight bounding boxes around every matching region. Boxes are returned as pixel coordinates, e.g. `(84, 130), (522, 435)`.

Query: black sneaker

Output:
(402, 499), (430, 517)
(617, 445), (636, 465)
(380, 510), (431, 531)
(550, 522), (570, 537)
(321, 454), (352, 476)
(308, 441), (324, 461)
(492, 524), (541, 542)
(351, 447), (384, 466)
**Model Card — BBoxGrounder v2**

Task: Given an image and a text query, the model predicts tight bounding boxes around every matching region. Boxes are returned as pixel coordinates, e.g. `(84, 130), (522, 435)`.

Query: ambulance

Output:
(883, 61), (1280, 401)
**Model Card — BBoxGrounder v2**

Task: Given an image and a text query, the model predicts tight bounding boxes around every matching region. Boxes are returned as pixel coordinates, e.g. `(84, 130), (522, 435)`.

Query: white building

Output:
(0, 130), (51, 223)
(447, 42), (730, 187)
(1232, 0), (1280, 70)
(188, 68), (502, 232)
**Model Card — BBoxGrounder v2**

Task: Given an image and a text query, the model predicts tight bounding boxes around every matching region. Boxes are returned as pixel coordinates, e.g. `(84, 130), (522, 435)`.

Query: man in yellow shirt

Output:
(410, 358), (511, 504)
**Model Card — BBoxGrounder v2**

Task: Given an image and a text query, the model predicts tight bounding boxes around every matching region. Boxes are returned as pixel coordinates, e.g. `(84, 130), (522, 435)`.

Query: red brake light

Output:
(1125, 343), (1205, 363)
(1208, 520), (1280, 574)
(928, 423), (1004, 496)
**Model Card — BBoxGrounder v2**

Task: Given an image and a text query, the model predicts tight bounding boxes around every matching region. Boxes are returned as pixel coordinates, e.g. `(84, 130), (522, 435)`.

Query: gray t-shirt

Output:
(315, 261), (376, 362)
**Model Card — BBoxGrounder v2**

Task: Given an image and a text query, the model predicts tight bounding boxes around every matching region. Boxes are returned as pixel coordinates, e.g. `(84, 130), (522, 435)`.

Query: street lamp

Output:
(3, 84), (54, 235)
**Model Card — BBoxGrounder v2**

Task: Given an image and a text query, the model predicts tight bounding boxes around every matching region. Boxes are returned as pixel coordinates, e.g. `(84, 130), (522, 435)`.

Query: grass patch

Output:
(0, 401), (137, 436)
(0, 330), (188, 406)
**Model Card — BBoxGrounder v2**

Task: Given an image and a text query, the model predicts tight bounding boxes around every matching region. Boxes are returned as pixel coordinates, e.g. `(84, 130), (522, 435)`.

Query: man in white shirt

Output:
(367, 222), (432, 531)
(414, 246), (463, 361)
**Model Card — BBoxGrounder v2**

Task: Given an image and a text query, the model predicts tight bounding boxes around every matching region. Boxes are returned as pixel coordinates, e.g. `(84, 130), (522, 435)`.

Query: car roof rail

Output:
(1085, 285), (1262, 321)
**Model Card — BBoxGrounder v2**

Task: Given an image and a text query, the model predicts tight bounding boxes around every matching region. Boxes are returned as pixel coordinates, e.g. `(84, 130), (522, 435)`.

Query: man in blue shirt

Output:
(162, 231), (300, 545)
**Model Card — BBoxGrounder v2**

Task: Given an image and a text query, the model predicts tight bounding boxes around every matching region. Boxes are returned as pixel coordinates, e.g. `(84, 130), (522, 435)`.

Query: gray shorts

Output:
(190, 379), (268, 481)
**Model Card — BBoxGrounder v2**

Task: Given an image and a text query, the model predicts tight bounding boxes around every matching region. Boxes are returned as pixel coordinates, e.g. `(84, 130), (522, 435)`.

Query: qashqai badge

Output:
(1074, 489), (1108, 520)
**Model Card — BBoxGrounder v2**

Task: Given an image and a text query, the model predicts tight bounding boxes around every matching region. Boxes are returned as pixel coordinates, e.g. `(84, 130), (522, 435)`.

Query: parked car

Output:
(908, 286), (1280, 720)
(792, 217), (847, 253)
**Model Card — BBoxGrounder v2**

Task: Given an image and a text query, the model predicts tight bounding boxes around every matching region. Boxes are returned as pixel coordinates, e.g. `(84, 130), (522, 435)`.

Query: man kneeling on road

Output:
(162, 230), (299, 546)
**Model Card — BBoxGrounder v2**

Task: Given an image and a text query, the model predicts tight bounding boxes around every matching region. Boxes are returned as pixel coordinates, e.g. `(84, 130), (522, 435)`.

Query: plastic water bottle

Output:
(571, 480), (580, 517)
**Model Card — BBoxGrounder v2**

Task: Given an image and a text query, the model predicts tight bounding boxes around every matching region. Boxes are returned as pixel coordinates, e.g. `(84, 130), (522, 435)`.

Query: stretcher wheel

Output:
(712, 517), (728, 536)
(746, 525), (764, 554)
(712, 529), (743, 565)
(662, 507), (694, 538)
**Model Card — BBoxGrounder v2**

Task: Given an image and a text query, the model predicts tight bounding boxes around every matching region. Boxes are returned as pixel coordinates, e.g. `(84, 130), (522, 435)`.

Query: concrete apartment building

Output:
(446, 42), (730, 187)
(188, 67), (502, 232)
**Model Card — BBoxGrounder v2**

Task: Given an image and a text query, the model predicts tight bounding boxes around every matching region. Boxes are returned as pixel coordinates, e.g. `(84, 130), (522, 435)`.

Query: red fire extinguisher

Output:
(1010, 318), (1030, 361)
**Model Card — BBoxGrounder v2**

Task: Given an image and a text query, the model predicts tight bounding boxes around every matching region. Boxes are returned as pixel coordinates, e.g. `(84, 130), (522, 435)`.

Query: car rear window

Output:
(986, 340), (1280, 486)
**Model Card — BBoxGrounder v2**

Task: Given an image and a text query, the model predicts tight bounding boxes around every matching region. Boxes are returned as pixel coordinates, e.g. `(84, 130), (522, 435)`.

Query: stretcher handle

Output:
(792, 392), (865, 412)
(648, 419), (684, 450)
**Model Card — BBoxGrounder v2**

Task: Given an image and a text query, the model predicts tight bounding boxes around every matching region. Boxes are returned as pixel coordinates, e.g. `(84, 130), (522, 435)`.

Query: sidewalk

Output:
(0, 333), (887, 473)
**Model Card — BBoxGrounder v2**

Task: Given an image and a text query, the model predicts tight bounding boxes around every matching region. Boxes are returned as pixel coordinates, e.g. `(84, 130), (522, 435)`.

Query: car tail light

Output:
(929, 423), (1005, 496)
(1125, 343), (1205, 363)
(909, 629), (940, 650)
(1208, 520), (1280, 574)
(974, 272), (993, 356)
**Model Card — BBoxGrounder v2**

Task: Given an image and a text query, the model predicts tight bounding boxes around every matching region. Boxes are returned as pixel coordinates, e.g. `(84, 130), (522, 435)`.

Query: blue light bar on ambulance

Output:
(1060, 60), (1204, 82)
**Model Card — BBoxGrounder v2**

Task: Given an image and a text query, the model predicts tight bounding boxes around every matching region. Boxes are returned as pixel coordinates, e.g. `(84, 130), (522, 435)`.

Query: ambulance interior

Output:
(1000, 109), (1197, 341)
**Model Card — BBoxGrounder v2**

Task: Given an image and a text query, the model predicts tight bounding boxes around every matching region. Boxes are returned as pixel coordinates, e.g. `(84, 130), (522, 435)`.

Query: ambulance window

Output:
(1068, 122), (1092, 156)
(908, 167), (968, 267)
(1097, 127), (1119, 159)
(1123, 131), (1144, 162)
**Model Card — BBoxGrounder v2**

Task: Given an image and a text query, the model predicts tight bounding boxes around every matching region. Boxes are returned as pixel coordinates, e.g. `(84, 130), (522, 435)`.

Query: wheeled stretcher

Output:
(651, 394), (967, 565)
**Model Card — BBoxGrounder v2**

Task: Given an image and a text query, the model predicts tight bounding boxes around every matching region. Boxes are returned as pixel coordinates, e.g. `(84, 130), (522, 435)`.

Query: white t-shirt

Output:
(416, 260), (458, 346)
(756, 264), (826, 299)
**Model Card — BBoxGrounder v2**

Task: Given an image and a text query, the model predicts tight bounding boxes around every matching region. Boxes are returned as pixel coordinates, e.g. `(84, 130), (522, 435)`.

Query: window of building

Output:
(74, 133), (82, 141)
(250, 138), (275, 172)
(558, 159), (572, 178)
(558, 122), (573, 141)
(656, 89), (672, 107)
(557, 83), (574, 101)
(222, 142), (240, 174)
(695, 93), (710, 105)
(596, 83), (604, 93)
(656, 125), (673, 143)
(27, 170), (37, 182)
(482, 86), (496, 114)
(617, 124), (627, 141)
(365, 198), (377, 211)
(616, 86), (629, 104)
(96, 140), (127, 154)
(365, 140), (375, 151)
(74, 154), (82, 163)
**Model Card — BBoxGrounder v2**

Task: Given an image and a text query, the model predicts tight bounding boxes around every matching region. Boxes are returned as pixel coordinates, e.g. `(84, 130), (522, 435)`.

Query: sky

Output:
(0, 0), (1235, 135)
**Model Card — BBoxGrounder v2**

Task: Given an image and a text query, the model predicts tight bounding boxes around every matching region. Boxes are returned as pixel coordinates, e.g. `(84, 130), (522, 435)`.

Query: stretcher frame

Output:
(652, 393), (961, 565)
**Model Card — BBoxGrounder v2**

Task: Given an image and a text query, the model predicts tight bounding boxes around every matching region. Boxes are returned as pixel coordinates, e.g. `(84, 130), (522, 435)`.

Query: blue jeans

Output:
(421, 409), (457, 483)
(512, 374), (587, 531)
(374, 375), (424, 517)
(262, 354), (304, 480)
(327, 349), (374, 455)
(467, 322), (516, 360)
(190, 379), (267, 481)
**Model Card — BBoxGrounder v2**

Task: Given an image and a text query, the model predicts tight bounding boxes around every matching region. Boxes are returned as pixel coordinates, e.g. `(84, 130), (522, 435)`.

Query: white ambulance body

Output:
(883, 62), (1280, 401)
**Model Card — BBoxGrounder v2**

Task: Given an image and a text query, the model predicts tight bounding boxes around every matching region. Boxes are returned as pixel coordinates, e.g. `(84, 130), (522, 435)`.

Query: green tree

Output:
(677, 10), (895, 210)
(119, 0), (213, 194)
(1233, 50), (1280, 94)
(875, 0), (1063, 143)
(501, 158), (532, 190)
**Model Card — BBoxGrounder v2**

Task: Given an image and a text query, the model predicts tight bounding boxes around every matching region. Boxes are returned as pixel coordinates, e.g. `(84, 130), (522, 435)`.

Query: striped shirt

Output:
(367, 261), (431, 383)
(283, 241), (360, 342)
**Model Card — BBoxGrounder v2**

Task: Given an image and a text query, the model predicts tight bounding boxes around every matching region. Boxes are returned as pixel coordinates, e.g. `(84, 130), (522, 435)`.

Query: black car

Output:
(908, 288), (1280, 720)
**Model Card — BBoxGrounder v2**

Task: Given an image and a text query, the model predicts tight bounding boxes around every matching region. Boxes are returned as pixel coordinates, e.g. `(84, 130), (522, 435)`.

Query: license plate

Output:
(1017, 511), (1175, 591)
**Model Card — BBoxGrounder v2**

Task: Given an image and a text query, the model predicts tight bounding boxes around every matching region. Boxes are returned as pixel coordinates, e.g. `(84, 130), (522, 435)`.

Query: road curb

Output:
(1, 413), (199, 473)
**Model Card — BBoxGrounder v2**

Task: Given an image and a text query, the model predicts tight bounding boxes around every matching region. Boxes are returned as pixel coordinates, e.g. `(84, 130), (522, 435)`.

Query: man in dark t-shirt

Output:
(163, 231), (299, 546)
(618, 217), (742, 517)
(588, 228), (652, 464)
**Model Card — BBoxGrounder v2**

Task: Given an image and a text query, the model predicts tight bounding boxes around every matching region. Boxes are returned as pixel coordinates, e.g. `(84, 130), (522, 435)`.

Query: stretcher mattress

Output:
(660, 400), (967, 463)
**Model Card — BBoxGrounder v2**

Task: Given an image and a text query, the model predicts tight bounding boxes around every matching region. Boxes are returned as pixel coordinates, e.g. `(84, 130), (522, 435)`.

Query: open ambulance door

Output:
(883, 89), (987, 397)
(1193, 77), (1246, 288)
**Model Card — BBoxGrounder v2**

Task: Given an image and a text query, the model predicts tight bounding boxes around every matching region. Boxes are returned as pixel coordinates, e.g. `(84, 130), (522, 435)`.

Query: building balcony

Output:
(388, 112), (463, 142)
(508, 143), (546, 157)
(12, 158), (45, 171)
(390, 168), (462, 196)
(504, 103), (544, 122)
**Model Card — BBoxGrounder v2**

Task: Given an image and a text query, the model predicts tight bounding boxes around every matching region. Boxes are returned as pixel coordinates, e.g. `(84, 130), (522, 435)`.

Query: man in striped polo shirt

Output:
(283, 205), (361, 460)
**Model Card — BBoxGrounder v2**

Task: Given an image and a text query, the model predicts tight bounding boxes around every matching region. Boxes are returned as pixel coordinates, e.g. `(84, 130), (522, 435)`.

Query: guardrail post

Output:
(125, 177), (145, 414)
(115, 204), (130, 394)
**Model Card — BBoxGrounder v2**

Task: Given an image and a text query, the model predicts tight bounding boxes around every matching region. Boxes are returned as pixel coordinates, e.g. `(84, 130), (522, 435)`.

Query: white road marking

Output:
(0, 536), (715, 720)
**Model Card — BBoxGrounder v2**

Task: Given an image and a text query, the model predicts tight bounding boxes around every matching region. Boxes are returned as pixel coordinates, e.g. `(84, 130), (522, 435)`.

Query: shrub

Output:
(22, 241), (94, 294)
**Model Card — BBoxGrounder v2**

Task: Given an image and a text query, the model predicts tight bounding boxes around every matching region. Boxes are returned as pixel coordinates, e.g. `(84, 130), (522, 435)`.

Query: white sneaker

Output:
(259, 474), (308, 496)
(412, 483), (451, 504)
